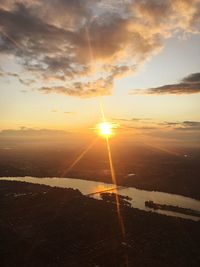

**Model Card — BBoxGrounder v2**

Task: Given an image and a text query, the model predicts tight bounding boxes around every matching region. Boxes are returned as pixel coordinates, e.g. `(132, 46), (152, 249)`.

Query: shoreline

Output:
(0, 175), (200, 201)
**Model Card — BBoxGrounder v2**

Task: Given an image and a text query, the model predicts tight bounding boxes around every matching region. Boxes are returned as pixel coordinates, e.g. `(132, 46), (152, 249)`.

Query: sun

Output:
(98, 122), (113, 136)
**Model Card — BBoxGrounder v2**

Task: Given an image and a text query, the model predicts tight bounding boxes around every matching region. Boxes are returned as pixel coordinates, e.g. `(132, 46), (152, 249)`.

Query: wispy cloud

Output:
(130, 73), (200, 95)
(64, 111), (76, 115)
(51, 109), (76, 115)
(113, 117), (200, 132)
(0, 71), (35, 86)
(0, 127), (68, 137)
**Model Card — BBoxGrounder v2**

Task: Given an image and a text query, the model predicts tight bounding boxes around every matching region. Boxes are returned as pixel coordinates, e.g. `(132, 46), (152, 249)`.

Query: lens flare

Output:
(60, 138), (97, 177)
(98, 122), (113, 136)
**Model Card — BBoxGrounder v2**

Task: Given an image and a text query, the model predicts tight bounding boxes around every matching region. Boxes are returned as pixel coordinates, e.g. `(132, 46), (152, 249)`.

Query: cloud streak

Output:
(113, 117), (200, 133)
(131, 73), (200, 95)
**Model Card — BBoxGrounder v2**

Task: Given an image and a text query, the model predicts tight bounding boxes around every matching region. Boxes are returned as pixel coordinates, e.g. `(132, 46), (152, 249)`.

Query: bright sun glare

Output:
(98, 122), (113, 136)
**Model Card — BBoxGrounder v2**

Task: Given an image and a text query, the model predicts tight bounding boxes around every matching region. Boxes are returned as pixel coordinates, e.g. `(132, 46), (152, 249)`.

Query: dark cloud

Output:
(179, 121), (200, 131)
(131, 72), (200, 95)
(0, 0), (200, 97)
(183, 121), (200, 126)
(182, 73), (200, 83)
(161, 122), (180, 126)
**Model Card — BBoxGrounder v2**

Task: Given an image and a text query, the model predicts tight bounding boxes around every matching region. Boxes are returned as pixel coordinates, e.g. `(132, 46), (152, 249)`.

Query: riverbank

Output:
(145, 200), (200, 218)
(1, 176), (200, 221)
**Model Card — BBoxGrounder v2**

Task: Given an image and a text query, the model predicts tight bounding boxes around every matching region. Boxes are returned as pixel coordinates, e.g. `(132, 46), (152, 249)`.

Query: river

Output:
(0, 176), (200, 221)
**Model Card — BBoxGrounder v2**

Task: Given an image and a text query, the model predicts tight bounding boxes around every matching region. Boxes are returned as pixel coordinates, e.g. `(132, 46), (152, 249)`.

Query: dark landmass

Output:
(100, 192), (132, 207)
(145, 200), (200, 218)
(0, 140), (200, 199)
(0, 180), (200, 267)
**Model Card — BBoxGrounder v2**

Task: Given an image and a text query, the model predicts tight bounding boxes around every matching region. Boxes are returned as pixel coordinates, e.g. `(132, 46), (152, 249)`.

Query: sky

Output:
(0, 0), (200, 144)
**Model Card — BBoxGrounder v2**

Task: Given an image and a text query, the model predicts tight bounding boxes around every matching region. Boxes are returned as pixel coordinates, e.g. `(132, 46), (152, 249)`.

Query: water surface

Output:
(1, 176), (200, 221)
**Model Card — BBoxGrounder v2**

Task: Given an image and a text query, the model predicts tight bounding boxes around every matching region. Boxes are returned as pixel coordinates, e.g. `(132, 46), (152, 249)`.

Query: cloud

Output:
(0, 71), (35, 85)
(64, 111), (76, 115)
(182, 73), (200, 83)
(177, 121), (200, 131)
(113, 117), (152, 122)
(112, 117), (200, 134)
(158, 120), (200, 131)
(0, 127), (68, 137)
(38, 76), (113, 98)
(131, 72), (200, 95)
(51, 109), (76, 114)
(0, 0), (200, 97)
(182, 121), (200, 126)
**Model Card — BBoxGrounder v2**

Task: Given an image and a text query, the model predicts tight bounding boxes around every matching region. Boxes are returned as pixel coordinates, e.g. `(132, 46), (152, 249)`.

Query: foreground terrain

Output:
(0, 180), (199, 267)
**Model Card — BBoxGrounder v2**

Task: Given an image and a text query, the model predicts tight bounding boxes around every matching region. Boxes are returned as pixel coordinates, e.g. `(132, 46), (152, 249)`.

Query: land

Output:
(0, 180), (200, 267)
(145, 200), (200, 218)
(0, 138), (200, 199)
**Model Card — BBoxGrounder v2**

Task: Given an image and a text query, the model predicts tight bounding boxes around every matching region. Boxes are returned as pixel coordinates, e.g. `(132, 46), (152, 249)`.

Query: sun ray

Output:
(60, 138), (98, 178)
(85, 26), (94, 63)
(105, 134), (129, 266)
(98, 102), (126, 239)
(105, 136), (126, 238)
(99, 100), (106, 122)
(144, 141), (181, 156)
(0, 29), (24, 51)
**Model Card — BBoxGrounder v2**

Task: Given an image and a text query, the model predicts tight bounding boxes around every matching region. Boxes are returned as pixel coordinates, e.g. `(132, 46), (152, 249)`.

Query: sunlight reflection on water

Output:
(1, 176), (200, 221)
